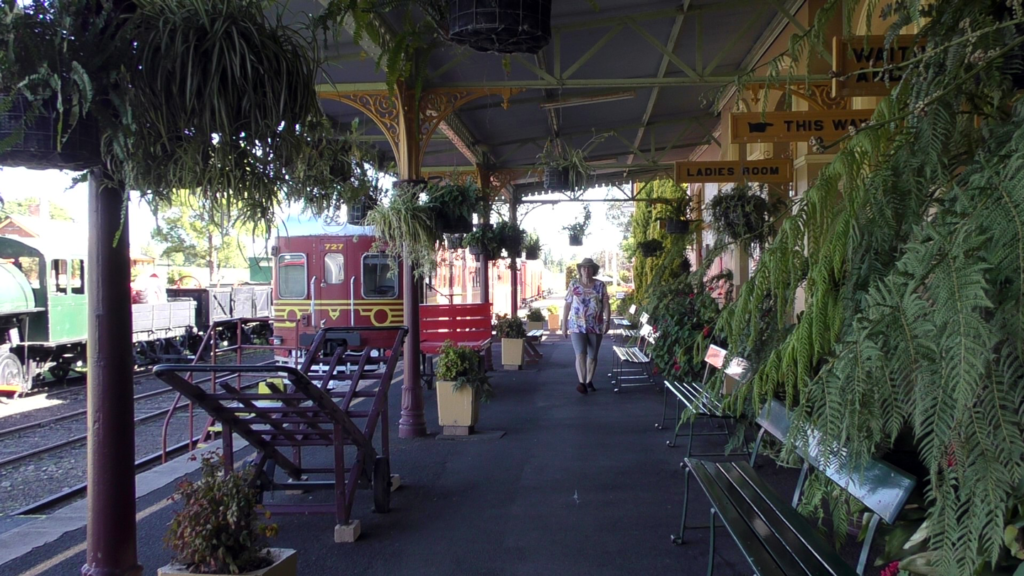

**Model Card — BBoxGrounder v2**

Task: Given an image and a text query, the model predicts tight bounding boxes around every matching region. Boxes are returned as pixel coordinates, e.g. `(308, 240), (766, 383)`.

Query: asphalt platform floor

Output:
(0, 330), (869, 576)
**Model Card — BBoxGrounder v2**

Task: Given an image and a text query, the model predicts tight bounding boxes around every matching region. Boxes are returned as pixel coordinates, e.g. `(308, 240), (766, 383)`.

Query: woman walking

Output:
(562, 258), (611, 394)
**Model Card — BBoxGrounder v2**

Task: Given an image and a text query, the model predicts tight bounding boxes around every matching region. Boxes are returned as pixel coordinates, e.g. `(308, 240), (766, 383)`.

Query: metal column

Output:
(81, 169), (142, 576)
(397, 181), (427, 438)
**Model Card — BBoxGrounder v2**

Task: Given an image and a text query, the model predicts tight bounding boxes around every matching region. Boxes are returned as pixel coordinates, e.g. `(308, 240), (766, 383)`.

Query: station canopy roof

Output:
(296, 0), (805, 196)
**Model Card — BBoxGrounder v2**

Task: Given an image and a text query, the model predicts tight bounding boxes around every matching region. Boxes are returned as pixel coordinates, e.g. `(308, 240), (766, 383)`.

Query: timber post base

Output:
(334, 520), (361, 543)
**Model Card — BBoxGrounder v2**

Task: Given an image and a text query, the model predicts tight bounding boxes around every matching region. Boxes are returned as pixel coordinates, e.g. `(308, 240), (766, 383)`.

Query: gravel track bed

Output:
(0, 351), (273, 517)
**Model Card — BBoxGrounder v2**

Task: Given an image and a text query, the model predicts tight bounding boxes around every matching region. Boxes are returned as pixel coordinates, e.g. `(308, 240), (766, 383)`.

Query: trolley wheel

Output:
(48, 364), (70, 381)
(0, 353), (28, 395)
(373, 456), (391, 513)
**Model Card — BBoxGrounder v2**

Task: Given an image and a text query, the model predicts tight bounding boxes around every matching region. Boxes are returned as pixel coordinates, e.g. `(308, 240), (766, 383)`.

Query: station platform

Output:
(0, 333), (813, 576)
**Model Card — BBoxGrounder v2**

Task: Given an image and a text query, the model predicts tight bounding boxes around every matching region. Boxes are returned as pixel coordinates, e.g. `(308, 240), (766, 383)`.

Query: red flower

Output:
(880, 561), (901, 576)
(652, 366), (660, 375)
(672, 363), (681, 372)
(688, 293), (695, 299)
(702, 326), (712, 338)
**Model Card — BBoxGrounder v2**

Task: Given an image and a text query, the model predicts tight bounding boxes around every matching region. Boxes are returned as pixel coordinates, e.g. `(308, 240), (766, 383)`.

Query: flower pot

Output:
(346, 196), (376, 225)
(547, 313), (559, 330)
(447, 0), (552, 55)
(501, 337), (524, 369)
(445, 233), (465, 250)
(158, 548), (297, 576)
(568, 233), (583, 246)
(544, 166), (570, 191)
(436, 379), (480, 433)
(665, 219), (692, 235)
(435, 210), (473, 234)
(0, 94), (102, 171)
(524, 245), (541, 260)
(527, 321), (544, 332)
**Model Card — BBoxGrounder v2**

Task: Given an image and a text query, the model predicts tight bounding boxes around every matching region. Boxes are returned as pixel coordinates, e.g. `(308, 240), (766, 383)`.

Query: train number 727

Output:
(323, 243), (345, 251)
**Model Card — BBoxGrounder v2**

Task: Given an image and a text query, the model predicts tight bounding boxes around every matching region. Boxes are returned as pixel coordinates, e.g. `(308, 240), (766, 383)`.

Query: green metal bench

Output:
(658, 344), (751, 456)
(676, 399), (917, 575)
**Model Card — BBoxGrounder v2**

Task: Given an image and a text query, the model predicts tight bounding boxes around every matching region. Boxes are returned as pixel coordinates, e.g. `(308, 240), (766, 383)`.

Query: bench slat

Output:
(689, 461), (788, 576)
(721, 463), (855, 575)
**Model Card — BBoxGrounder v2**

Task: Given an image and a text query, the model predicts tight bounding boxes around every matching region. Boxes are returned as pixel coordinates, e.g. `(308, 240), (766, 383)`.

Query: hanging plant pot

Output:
(445, 233), (465, 250)
(524, 245), (541, 260)
(347, 196), (377, 225)
(0, 95), (101, 171)
(435, 211), (474, 234)
(638, 239), (664, 257)
(665, 219), (693, 235)
(568, 233), (583, 247)
(544, 166), (570, 192)
(447, 0), (552, 55)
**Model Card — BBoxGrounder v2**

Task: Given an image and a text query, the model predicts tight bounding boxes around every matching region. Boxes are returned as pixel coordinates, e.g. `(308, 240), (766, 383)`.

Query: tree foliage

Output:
(151, 192), (263, 276)
(720, 1), (1024, 572)
(1, 196), (73, 221)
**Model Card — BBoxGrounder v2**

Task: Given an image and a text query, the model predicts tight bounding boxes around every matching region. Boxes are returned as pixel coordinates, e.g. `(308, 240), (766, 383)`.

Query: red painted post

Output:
(81, 169), (142, 576)
(396, 181), (426, 438)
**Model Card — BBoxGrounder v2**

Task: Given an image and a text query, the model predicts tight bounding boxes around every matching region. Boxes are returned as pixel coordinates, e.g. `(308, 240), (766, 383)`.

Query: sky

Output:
(0, 167), (629, 264)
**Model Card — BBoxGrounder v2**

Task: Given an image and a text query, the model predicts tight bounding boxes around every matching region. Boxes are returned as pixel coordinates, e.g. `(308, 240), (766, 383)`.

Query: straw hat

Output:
(576, 257), (600, 275)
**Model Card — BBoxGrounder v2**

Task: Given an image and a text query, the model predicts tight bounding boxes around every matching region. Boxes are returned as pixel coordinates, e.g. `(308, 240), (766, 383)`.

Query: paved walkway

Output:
(0, 331), (808, 575)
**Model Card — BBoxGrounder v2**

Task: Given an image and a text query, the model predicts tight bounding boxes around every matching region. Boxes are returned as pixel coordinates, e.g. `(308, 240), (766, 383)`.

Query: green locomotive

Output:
(0, 236), (198, 394)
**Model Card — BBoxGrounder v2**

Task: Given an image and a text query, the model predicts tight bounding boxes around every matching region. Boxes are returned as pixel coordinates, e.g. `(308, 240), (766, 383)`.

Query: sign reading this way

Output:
(730, 110), (874, 143)
(832, 35), (924, 97)
(674, 159), (792, 184)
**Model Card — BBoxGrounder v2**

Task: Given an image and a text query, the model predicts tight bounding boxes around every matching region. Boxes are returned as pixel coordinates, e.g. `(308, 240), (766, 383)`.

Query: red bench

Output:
(419, 303), (493, 387)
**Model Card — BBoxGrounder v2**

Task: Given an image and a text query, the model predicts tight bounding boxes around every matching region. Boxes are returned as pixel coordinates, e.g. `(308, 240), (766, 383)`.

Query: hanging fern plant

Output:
(705, 183), (775, 253)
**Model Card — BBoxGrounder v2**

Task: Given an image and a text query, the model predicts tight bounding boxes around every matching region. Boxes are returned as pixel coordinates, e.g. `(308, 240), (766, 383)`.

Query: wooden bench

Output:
(524, 328), (545, 364)
(676, 399), (917, 575)
(611, 322), (657, 393)
(619, 308), (647, 342)
(659, 344), (752, 456)
(419, 303), (493, 388)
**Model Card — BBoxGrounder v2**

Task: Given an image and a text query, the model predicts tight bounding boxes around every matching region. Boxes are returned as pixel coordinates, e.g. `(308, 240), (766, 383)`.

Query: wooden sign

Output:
(675, 159), (792, 184)
(832, 35), (924, 97)
(730, 110), (874, 143)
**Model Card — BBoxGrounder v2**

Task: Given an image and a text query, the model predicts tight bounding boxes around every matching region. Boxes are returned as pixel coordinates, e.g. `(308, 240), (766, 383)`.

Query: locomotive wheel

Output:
(372, 456), (391, 513)
(48, 364), (70, 381)
(0, 353), (28, 395)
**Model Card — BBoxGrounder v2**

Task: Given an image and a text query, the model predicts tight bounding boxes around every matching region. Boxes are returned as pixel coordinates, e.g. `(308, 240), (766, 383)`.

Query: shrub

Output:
(436, 340), (493, 400)
(164, 451), (277, 575)
(494, 313), (527, 339)
(526, 308), (545, 322)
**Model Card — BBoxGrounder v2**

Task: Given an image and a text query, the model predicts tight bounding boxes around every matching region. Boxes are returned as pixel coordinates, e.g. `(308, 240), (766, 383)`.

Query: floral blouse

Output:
(564, 279), (608, 334)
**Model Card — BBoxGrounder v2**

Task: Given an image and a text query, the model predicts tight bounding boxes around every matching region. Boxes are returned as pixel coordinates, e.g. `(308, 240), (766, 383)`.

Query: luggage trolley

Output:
(154, 326), (407, 543)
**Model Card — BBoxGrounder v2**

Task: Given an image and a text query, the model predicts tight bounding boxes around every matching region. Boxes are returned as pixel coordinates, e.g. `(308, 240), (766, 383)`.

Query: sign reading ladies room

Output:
(674, 160), (792, 184)
(730, 110), (874, 143)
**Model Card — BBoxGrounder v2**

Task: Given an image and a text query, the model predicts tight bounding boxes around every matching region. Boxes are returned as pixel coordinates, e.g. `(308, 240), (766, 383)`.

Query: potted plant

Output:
(494, 313), (527, 369)
(444, 233), (465, 250)
(546, 304), (560, 331)
(705, 183), (778, 252)
(364, 181), (441, 278)
(522, 232), (542, 260)
(536, 133), (608, 193)
(659, 198), (698, 235)
(446, 0), (553, 54)
(425, 180), (479, 234)
(462, 223), (500, 261)
(562, 205), (592, 246)
(160, 451), (294, 576)
(494, 220), (525, 258)
(435, 340), (493, 436)
(638, 238), (664, 257)
(526, 307), (546, 331)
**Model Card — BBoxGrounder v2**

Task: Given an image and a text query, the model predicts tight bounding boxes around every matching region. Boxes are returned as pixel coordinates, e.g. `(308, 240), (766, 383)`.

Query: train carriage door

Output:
(276, 252), (308, 329)
(321, 239), (346, 327)
(48, 258), (87, 342)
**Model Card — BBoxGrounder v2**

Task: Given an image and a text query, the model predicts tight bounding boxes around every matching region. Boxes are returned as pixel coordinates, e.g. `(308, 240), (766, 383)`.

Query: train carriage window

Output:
(50, 259), (69, 294)
(277, 254), (307, 299)
(71, 260), (84, 294)
(324, 253), (344, 284)
(362, 254), (397, 299)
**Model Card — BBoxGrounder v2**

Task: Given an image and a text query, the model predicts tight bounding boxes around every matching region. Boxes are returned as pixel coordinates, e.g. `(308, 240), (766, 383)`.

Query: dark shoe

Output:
(586, 382), (597, 392)
(576, 383), (588, 395)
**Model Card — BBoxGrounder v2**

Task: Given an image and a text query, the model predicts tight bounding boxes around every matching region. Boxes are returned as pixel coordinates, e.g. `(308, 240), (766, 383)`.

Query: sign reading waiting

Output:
(730, 110), (874, 143)
(832, 35), (923, 97)
(674, 159), (792, 184)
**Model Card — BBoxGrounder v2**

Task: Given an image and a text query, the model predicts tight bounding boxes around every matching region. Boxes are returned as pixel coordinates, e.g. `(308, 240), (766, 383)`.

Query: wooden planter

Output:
(547, 313), (559, 330)
(158, 549), (297, 576)
(436, 379), (480, 436)
(501, 337), (524, 370)
(447, 0), (552, 55)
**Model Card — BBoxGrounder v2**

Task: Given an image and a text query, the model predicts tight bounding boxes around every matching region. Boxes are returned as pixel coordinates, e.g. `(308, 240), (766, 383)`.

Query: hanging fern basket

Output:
(0, 95), (101, 171)
(543, 166), (570, 192)
(568, 233), (583, 247)
(445, 233), (465, 250)
(664, 219), (693, 235)
(524, 245), (541, 260)
(434, 211), (474, 234)
(447, 0), (552, 55)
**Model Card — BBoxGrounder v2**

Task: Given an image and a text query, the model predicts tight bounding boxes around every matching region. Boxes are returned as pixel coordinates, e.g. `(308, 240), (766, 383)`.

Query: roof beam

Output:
(627, 3), (688, 167)
(316, 74), (832, 92)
